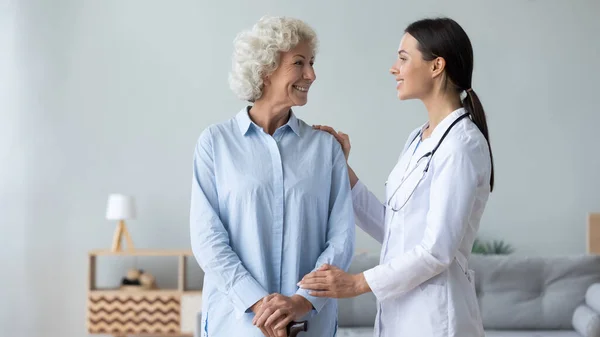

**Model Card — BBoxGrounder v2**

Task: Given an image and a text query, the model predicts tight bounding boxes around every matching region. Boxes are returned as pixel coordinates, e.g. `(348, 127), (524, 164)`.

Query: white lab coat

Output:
(353, 108), (491, 337)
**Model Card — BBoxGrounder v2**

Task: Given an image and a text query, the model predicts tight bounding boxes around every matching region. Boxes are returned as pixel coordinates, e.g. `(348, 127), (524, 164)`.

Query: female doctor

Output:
(298, 17), (494, 337)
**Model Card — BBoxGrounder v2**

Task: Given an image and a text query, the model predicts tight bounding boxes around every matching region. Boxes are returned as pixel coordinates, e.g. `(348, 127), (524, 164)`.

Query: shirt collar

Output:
(286, 111), (300, 136)
(235, 106), (253, 135)
(421, 107), (468, 143)
(235, 106), (300, 137)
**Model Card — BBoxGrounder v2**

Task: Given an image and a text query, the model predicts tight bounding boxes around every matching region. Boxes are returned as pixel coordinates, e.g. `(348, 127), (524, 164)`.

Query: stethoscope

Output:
(385, 112), (471, 212)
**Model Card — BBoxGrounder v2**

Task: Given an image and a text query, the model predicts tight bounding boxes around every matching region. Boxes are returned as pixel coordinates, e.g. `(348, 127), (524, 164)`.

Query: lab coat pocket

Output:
(467, 269), (475, 285)
(416, 283), (449, 335)
(464, 268), (483, 328)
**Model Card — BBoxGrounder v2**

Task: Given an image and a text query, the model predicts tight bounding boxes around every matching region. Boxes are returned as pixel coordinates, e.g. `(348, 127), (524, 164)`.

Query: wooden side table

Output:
(87, 249), (202, 337)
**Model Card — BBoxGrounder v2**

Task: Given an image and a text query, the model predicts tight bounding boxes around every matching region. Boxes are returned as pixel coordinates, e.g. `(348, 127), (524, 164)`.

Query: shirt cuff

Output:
(363, 267), (384, 301)
(229, 275), (269, 317)
(295, 288), (327, 317)
(351, 179), (366, 199)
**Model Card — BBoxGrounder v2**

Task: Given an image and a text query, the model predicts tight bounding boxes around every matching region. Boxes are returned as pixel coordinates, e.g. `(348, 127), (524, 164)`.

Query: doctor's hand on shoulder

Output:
(298, 264), (371, 299)
(313, 124), (361, 192)
(313, 125), (351, 161)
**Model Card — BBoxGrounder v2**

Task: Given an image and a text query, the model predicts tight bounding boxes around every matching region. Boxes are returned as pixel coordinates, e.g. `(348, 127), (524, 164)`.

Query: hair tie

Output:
(466, 88), (473, 93)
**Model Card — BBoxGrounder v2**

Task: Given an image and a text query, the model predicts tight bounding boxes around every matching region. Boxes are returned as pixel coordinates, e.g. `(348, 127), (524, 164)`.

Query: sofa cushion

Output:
(484, 330), (581, 337)
(336, 327), (375, 337)
(470, 255), (600, 330)
(572, 304), (600, 337)
(586, 284), (600, 313)
(338, 253), (378, 327)
(338, 329), (581, 337)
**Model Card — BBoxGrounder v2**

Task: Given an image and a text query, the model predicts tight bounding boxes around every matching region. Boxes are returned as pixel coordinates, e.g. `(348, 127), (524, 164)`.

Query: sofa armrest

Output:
(587, 283), (600, 313)
(573, 304), (600, 337)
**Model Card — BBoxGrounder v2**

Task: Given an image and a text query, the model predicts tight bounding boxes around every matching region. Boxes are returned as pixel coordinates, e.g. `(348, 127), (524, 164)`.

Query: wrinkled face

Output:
(389, 33), (436, 100)
(264, 41), (316, 107)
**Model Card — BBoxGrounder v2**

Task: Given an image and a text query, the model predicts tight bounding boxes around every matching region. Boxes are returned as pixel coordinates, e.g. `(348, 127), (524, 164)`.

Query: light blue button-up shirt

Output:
(190, 107), (355, 337)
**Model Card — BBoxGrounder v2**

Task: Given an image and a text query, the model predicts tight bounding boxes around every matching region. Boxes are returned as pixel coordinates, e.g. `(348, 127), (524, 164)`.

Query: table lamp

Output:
(106, 194), (136, 252)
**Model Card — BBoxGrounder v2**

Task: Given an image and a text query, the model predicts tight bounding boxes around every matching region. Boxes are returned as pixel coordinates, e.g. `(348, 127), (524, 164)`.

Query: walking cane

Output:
(286, 320), (308, 337)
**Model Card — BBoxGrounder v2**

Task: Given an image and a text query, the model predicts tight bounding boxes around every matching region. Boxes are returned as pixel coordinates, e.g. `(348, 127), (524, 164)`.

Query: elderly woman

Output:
(190, 16), (355, 337)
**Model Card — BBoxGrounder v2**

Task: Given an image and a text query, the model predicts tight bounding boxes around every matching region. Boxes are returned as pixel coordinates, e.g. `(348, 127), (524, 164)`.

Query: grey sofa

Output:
(194, 253), (600, 336)
(337, 253), (600, 337)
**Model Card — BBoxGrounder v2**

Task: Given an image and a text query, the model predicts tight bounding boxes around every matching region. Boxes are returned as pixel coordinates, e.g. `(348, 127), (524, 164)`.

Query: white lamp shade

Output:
(105, 194), (136, 220)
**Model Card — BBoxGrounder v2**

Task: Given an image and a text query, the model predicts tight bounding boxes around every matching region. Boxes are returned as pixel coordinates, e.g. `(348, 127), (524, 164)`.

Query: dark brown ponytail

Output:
(406, 17), (495, 192)
(463, 90), (494, 191)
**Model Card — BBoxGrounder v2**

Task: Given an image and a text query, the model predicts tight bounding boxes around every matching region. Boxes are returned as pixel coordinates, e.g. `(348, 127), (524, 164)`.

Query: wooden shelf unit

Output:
(588, 213), (600, 254)
(87, 249), (202, 337)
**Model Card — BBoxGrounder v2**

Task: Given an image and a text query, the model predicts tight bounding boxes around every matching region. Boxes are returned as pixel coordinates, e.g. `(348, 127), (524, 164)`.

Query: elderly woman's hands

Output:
(298, 264), (371, 299)
(313, 125), (351, 161)
(252, 294), (312, 337)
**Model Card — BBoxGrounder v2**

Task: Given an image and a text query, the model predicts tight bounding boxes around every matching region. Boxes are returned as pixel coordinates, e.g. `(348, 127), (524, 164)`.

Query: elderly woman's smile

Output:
(293, 85), (309, 92)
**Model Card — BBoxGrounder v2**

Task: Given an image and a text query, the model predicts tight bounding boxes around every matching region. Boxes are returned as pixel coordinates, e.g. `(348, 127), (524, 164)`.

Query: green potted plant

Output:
(471, 238), (514, 255)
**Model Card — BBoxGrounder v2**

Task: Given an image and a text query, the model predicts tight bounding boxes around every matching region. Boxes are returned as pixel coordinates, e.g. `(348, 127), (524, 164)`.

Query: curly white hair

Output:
(228, 16), (319, 102)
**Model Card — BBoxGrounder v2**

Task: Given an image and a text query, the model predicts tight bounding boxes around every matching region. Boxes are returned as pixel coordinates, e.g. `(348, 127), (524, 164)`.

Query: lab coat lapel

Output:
(386, 129), (420, 199)
(386, 139), (431, 210)
(403, 137), (432, 177)
(386, 130), (428, 209)
(387, 109), (467, 210)
(405, 109), (467, 174)
(426, 108), (467, 148)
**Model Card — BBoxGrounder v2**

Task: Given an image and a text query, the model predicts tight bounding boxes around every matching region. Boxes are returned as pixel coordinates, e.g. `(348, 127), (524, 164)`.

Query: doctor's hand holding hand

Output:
(313, 125), (351, 161)
(251, 294), (312, 337)
(297, 264), (371, 299)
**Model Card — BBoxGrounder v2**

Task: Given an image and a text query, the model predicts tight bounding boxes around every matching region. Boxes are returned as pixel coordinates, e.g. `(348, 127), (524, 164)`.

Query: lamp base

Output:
(111, 220), (135, 252)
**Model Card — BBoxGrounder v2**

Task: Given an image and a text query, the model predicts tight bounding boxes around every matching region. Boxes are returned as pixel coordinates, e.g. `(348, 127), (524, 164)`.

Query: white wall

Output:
(1, 0), (28, 334)
(2, 0), (600, 335)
